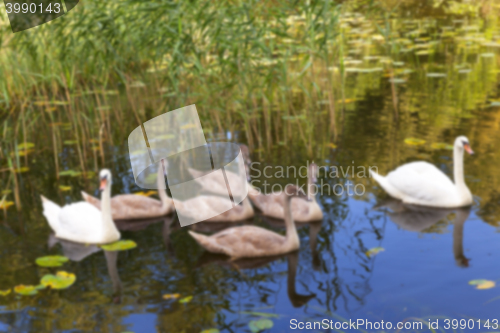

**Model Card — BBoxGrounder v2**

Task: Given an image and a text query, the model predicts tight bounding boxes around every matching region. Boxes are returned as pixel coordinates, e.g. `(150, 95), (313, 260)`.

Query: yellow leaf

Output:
(404, 138), (426, 146)
(477, 281), (495, 290)
(0, 289), (11, 296)
(0, 201), (14, 209)
(163, 293), (181, 300)
(326, 143), (337, 149)
(366, 247), (385, 257)
(134, 190), (157, 197)
(59, 185), (72, 192)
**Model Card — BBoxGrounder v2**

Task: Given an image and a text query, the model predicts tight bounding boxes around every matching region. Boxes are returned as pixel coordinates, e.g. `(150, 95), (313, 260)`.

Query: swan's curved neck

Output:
(284, 195), (299, 248)
(242, 196), (253, 213)
(101, 183), (116, 235)
(157, 162), (171, 207)
(307, 171), (316, 201)
(453, 145), (465, 187)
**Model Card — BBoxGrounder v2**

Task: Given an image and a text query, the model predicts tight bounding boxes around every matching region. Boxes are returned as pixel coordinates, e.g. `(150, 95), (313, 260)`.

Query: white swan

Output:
(41, 169), (121, 244)
(370, 136), (474, 208)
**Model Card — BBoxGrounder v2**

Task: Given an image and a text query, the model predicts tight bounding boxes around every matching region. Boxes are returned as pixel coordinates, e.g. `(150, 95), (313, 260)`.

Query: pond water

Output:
(2, 6), (500, 333)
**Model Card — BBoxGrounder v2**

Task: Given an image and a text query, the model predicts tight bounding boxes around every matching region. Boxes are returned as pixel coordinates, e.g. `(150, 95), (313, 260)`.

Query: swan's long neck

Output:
(158, 161), (172, 208)
(453, 145), (472, 204)
(307, 170), (315, 201)
(284, 195), (299, 249)
(101, 183), (117, 236)
(453, 145), (465, 187)
(241, 196), (253, 215)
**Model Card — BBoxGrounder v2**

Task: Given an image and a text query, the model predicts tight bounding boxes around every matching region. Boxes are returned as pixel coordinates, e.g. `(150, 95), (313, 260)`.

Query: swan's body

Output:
(249, 163), (323, 222)
(42, 169), (121, 244)
(82, 163), (173, 220)
(371, 136), (474, 208)
(188, 144), (251, 197)
(189, 185), (308, 259)
(174, 196), (254, 222)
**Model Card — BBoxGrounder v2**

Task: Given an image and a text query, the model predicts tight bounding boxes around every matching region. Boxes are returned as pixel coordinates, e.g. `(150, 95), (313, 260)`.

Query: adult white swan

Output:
(41, 169), (121, 244)
(370, 136), (474, 208)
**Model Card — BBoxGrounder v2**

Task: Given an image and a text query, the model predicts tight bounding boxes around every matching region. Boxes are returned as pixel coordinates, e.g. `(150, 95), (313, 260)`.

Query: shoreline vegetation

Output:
(0, 0), (499, 224)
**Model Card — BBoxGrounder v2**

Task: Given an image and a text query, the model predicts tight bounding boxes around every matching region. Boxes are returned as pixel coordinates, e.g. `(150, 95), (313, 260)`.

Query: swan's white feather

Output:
(55, 202), (104, 243)
(41, 196), (62, 232)
(373, 161), (463, 207)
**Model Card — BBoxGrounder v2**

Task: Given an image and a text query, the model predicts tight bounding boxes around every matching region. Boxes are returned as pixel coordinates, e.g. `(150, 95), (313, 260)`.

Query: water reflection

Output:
(376, 199), (471, 267)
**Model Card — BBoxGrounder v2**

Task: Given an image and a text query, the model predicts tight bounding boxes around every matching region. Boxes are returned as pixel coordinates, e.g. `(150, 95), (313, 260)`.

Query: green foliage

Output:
(248, 318), (274, 332)
(41, 271), (77, 289)
(35, 255), (69, 267)
(101, 240), (137, 251)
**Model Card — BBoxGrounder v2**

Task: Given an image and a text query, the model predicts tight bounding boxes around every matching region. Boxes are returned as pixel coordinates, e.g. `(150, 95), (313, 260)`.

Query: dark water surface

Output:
(2, 9), (500, 333)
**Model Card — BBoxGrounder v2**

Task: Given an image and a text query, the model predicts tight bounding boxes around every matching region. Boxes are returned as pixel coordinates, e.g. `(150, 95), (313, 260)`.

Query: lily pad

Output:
(14, 167), (29, 173)
(163, 293), (181, 300)
(63, 140), (78, 145)
(14, 284), (45, 296)
(431, 142), (454, 150)
(35, 255), (69, 267)
(366, 247), (385, 257)
(326, 143), (337, 149)
(179, 295), (193, 304)
(201, 329), (220, 333)
(404, 138), (426, 146)
(59, 170), (82, 177)
(41, 271), (76, 289)
(0, 201), (14, 209)
(249, 318), (274, 333)
(0, 289), (11, 296)
(101, 240), (137, 251)
(469, 279), (495, 290)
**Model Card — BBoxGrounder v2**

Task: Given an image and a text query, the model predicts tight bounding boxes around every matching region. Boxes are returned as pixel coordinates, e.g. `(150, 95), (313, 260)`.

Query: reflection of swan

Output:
(42, 169), (121, 244)
(453, 209), (470, 267)
(249, 163), (323, 222)
(196, 251), (315, 307)
(261, 216), (323, 271)
(48, 234), (101, 261)
(82, 162), (174, 220)
(371, 136), (474, 208)
(48, 236), (122, 300)
(189, 185), (309, 258)
(286, 251), (316, 307)
(104, 250), (122, 302)
(376, 199), (471, 267)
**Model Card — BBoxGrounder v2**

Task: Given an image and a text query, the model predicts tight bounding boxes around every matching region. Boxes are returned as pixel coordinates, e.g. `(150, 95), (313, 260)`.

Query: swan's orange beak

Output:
(464, 143), (474, 155)
(99, 178), (107, 191)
